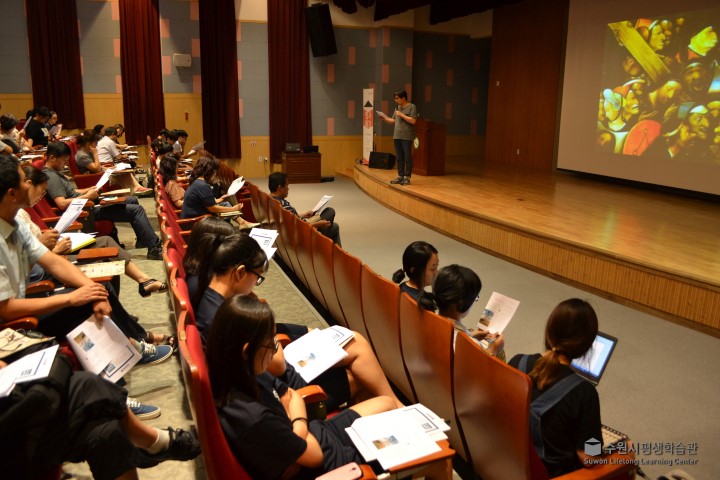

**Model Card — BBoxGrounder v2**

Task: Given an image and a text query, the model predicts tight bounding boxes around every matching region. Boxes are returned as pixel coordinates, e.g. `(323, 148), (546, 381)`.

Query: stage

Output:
(353, 160), (720, 333)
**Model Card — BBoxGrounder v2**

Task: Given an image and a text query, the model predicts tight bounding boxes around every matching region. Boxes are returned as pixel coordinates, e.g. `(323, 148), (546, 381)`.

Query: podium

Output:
(281, 152), (321, 183)
(412, 118), (446, 176)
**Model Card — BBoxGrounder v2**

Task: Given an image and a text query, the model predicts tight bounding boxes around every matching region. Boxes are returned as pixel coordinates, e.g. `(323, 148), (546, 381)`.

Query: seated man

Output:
(268, 171), (341, 245)
(97, 126), (131, 166)
(42, 142), (163, 260)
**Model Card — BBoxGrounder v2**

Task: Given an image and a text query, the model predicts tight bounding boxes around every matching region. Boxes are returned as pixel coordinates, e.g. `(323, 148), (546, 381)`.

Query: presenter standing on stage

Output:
(379, 89), (418, 186)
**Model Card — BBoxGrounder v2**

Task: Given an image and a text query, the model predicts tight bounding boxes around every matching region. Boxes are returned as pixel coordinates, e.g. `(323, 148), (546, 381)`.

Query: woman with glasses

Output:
(422, 264), (506, 358)
(195, 232), (403, 411)
(207, 295), (395, 479)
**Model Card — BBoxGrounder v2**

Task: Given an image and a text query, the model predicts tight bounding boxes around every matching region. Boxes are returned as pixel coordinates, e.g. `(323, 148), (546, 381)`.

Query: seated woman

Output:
(422, 264), (505, 358)
(182, 216), (235, 303)
(181, 154), (257, 229)
(74, 130), (150, 195)
(159, 153), (186, 209)
(195, 233), (404, 410)
(508, 299), (602, 477)
(392, 241), (438, 310)
(207, 295), (396, 479)
(20, 165), (168, 299)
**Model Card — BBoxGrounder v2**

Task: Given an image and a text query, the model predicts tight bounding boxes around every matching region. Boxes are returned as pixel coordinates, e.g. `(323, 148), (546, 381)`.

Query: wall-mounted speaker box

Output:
(369, 151), (396, 170)
(305, 3), (337, 57)
(172, 53), (192, 68)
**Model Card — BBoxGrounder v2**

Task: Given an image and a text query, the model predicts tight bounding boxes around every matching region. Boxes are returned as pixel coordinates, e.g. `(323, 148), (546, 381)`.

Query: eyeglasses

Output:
(263, 337), (279, 354)
(250, 270), (265, 286)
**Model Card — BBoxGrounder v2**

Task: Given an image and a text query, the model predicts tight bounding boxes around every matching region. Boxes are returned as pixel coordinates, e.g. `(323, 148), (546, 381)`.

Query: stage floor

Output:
(354, 159), (720, 330)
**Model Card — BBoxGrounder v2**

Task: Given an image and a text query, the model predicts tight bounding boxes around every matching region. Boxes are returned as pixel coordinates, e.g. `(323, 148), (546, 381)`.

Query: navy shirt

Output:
(181, 179), (216, 218)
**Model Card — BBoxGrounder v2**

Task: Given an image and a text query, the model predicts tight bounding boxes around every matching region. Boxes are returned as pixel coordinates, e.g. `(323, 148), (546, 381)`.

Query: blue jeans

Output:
(394, 139), (413, 177)
(94, 196), (159, 249)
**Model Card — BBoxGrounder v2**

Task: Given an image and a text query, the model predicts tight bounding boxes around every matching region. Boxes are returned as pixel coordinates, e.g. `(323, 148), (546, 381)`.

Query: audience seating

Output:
(360, 265), (415, 401)
(310, 228), (347, 328)
(332, 244), (372, 342)
(295, 217), (325, 308)
(270, 199), (290, 266)
(246, 182), (266, 225)
(400, 297), (469, 462)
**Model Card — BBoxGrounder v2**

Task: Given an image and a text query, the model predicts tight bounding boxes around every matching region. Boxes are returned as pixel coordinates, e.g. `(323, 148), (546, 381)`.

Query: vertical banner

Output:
(362, 88), (374, 164)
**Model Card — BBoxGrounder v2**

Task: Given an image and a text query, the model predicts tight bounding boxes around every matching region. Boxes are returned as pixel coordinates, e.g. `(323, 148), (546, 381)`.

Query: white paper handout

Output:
(227, 176), (245, 196)
(311, 195), (333, 214)
(249, 227), (278, 260)
(476, 291), (520, 334)
(0, 344), (59, 398)
(345, 406), (443, 470)
(54, 198), (88, 234)
(96, 169), (113, 189)
(113, 162), (131, 171)
(66, 316), (141, 382)
(187, 140), (206, 156)
(283, 328), (348, 382)
(376, 110), (389, 118)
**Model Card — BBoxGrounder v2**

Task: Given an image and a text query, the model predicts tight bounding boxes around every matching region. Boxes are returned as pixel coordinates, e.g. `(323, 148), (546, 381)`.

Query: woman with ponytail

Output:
(183, 216), (236, 302)
(509, 298), (602, 476)
(392, 241), (439, 310)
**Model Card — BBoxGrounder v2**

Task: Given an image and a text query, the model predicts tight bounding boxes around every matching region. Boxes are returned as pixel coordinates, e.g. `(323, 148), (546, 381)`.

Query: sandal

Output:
(139, 279), (169, 298)
(145, 331), (177, 352)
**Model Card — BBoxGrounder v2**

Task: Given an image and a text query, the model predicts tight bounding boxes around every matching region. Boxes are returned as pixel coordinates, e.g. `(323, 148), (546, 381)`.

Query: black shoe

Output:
(390, 176), (404, 184)
(147, 244), (163, 261)
(148, 427), (201, 462)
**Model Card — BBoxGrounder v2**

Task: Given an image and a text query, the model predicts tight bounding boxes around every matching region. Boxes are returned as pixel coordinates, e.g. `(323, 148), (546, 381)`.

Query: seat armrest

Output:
(99, 196), (126, 205)
(26, 280), (55, 295)
(77, 247), (119, 261)
(2, 317), (39, 330)
(297, 385), (327, 404)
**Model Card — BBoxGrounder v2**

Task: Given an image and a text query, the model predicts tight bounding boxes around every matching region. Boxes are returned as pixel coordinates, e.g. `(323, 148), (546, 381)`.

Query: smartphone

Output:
(315, 462), (363, 480)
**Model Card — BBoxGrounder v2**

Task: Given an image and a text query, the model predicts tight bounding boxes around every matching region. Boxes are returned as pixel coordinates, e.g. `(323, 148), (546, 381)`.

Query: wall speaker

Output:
(305, 3), (337, 57)
(369, 151), (396, 170)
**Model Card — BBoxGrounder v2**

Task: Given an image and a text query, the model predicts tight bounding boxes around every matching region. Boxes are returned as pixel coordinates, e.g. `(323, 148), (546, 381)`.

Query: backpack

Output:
(518, 354), (584, 460)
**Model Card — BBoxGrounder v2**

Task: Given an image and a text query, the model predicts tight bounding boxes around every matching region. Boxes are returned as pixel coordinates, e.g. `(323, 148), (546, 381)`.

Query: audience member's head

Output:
(191, 155), (220, 183)
(0, 113), (19, 132)
(159, 153), (179, 185)
(151, 139), (174, 156)
(104, 126), (117, 138)
(173, 129), (188, 144)
(184, 216), (236, 297)
(166, 130), (179, 142)
(268, 171), (287, 194)
(113, 123), (125, 137)
(0, 154), (21, 203)
(530, 299), (598, 391)
(93, 124), (105, 135)
(392, 241), (439, 290)
(431, 264), (481, 319)
(207, 295), (276, 403)
(45, 142), (72, 170)
(21, 164), (49, 207)
(34, 106), (51, 122)
(77, 129), (101, 149)
(47, 111), (58, 125)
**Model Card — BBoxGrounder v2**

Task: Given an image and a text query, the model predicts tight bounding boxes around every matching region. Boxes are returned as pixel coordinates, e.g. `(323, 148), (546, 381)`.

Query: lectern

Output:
(412, 118), (446, 176)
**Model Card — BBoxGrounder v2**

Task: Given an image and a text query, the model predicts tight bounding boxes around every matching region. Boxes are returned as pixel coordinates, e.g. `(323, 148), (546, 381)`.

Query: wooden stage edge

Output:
(352, 165), (720, 336)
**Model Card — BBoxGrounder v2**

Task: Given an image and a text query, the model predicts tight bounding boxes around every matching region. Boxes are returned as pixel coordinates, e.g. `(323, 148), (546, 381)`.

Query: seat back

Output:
(269, 200), (289, 265)
(65, 139), (80, 175)
(295, 217), (325, 307)
(332, 245), (371, 341)
(23, 207), (49, 230)
(178, 322), (252, 480)
(246, 182), (265, 224)
(311, 228), (347, 327)
(400, 301), (468, 461)
(453, 332), (539, 480)
(360, 266), (414, 400)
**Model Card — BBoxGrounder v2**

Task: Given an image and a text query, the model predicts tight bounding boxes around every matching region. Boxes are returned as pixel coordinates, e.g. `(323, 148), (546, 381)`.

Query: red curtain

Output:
(199, 0), (241, 159)
(118, 0), (165, 145)
(26, 0), (85, 129)
(268, 0), (312, 163)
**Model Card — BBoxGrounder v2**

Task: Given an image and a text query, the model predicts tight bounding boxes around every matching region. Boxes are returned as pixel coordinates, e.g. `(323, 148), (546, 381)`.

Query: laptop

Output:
(303, 145), (319, 153)
(570, 331), (618, 385)
(285, 142), (301, 153)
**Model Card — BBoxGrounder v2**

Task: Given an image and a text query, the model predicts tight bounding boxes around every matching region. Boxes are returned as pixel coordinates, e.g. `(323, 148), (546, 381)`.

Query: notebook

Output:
(570, 331), (618, 385)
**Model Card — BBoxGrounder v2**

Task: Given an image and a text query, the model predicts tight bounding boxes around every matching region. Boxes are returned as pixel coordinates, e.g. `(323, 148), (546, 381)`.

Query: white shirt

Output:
(0, 217), (48, 301)
(97, 136), (121, 163)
